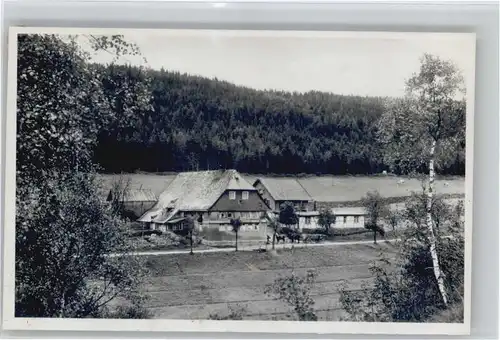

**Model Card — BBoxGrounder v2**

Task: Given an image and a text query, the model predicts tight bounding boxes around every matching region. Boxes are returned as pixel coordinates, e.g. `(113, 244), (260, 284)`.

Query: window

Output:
(242, 191), (249, 200)
(305, 217), (311, 225)
(354, 216), (359, 223)
(228, 213), (232, 218)
(254, 225), (258, 230)
(229, 191), (236, 200)
(343, 216), (347, 224)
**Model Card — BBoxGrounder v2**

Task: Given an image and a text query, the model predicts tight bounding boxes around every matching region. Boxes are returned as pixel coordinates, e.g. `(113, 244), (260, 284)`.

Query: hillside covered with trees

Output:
(93, 66), (465, 175)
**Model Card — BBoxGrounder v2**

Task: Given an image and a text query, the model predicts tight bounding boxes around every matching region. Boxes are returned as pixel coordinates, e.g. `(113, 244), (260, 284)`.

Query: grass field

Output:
(97, 173), (464, 202)
(140, 242), (398, 320)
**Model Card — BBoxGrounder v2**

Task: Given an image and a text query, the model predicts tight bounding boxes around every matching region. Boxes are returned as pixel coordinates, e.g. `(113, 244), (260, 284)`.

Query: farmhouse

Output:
(297, 207), (367, 230)
(253, 177), (314, 212)
(137, 170), (270, 234)
(106, 187), (157, 219)
(331, 207), (367, 229)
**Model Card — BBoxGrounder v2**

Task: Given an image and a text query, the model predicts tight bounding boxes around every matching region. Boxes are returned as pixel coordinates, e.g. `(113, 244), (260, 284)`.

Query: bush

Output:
(339, 196), (465, 322)
(208, 305), (247, 320)
(129, 229), (163, 237)
(16, 173), (148, 318)
(332, 228), (370, 236)
(15, 34), (151, 318)
(428, 303), (463, 323)
(303, 234), (326, 243)
(302, 228), (325, 235)
(199, 228), (234, 241)
(105, 303), (153, 319)
(265, 270), (318, 321)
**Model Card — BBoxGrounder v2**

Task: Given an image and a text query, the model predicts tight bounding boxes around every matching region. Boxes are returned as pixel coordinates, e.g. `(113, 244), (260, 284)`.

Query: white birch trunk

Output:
(427, 139), (449, 306)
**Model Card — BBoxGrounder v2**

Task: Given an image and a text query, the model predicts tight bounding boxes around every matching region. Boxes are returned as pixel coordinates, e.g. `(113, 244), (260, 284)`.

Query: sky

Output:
(84, 30), (476, 98)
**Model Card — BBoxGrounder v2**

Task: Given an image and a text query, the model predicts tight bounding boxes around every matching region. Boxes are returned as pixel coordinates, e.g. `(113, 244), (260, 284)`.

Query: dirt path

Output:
(110, 238), (400, 257)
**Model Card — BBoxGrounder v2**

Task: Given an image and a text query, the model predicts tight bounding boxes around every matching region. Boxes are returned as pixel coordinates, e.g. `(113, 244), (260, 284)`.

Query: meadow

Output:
(97, 173), (465, 202)
(140, 242), (398, 320)
(102, 172), (463, 320)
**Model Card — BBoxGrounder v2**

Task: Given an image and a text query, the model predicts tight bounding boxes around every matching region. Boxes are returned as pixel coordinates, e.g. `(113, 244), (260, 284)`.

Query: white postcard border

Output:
(2, 27), (476, 335)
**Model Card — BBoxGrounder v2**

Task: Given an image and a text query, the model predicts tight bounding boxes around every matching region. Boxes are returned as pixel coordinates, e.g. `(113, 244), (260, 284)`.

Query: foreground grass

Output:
(428, 303), (464, 323)
(144, 242), (397, 276)
(138, 243), (399, 320)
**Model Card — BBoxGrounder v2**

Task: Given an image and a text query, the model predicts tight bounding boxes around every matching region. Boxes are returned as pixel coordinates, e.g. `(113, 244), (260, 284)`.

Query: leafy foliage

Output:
(317, 209), (336, 236)
(376, 54), (466, 175)
(16, 173), (147, 317)
(376, 54), (465, 306)
(339, 195), (465, 322)
(16, 34), (151, 317)
(265, 270), (318, 321)
(360, 191), (388, 244)
(208, 304), (247, 320)
(279, 202), (299, 228)
(102, 293), (153, 319)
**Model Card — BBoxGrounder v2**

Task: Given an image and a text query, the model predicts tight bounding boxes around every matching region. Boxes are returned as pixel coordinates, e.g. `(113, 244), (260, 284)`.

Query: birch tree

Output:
(377, 54), (466, 306)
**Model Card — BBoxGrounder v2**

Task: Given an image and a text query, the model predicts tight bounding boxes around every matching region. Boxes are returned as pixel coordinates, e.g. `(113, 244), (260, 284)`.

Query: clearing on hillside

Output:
(98, 173), (464, 202)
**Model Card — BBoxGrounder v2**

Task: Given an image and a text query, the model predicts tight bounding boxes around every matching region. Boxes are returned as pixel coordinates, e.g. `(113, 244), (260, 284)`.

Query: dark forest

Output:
(92, 65), (465, 175)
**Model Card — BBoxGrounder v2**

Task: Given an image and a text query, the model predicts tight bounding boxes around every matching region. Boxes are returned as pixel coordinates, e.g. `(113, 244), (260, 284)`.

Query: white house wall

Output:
(298, 216), (321, 229)
(335, 215), (365, 229)
(298, 215), (366, 230)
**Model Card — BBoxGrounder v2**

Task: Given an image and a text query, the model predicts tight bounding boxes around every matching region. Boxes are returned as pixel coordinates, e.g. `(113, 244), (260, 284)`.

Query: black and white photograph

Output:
(3, 28), (475, 334)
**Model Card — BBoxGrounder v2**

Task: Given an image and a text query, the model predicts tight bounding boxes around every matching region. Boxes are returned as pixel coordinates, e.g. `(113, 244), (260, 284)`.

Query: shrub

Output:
(265, 270), (318, 321)
(106, 303), (153, 319)
(302, 228), (326, 235)
(129, 229), (163, 237)
(339, 196), (464, 322)
(16, 173), (148, 318)
(208, 305), (246, 320)
(428, 303), (463, 323)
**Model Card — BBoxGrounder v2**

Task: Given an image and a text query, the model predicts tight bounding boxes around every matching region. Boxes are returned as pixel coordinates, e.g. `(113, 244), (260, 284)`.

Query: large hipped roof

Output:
(254, 177), (312, 201)
(138, 169), (254, 223)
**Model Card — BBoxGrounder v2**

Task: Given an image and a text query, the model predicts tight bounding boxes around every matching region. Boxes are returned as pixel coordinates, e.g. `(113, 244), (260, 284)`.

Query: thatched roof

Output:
(254, 178), (312, 201)
(138, 170), (255, 223)
(107, 188), (157, 202)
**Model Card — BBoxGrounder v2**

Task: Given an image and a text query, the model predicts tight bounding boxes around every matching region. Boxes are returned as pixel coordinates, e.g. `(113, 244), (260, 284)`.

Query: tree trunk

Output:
(235, 231), (238, 251)
(427, 139), (449, 306)
(373, 230), (377, 244)
(272, 233), (276, 250)
(190, 231), (193, 255)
